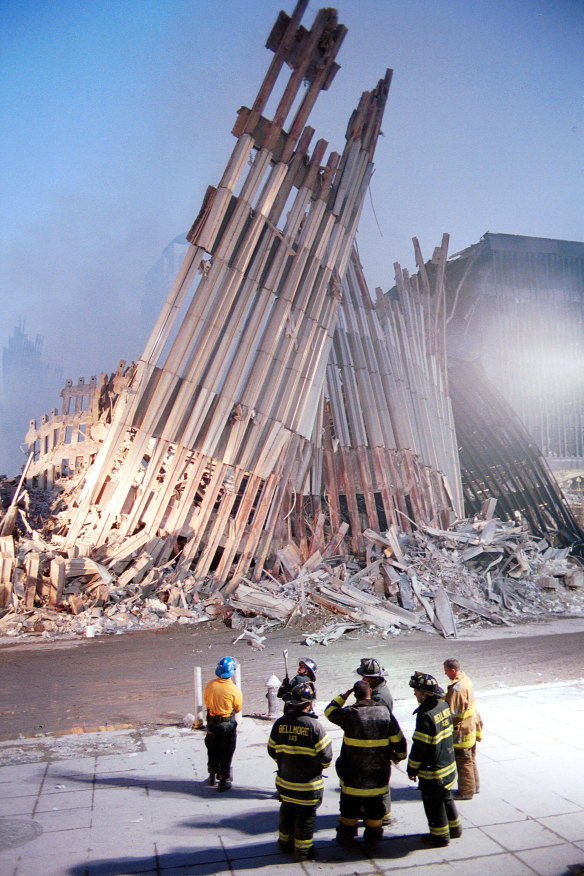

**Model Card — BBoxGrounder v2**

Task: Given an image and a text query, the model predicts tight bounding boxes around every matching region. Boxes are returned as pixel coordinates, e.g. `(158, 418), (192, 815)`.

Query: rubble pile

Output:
(1, 481), (582, 644)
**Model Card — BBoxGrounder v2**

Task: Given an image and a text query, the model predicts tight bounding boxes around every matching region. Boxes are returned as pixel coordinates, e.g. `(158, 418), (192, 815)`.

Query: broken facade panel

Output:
(55, 3), (398, 587)
(445, 232), (584, 539)
(24, 362), (132, 488)
(3, 4), (580, 639)
(448, 358), (583, 548)
(294, 236), (463, 558)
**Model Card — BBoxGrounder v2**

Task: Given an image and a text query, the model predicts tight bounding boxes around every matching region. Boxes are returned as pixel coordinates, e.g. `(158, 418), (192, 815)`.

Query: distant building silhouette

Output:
(0, 319), (63, 477)
(141, 233), (190, 333)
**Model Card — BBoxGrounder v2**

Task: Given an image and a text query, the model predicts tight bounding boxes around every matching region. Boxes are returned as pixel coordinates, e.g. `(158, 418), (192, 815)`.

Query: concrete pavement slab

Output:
(1, 681), (584, 875)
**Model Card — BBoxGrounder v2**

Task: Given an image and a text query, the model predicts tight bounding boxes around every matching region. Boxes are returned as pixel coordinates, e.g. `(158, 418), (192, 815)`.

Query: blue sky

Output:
(0, 0), (582, 469)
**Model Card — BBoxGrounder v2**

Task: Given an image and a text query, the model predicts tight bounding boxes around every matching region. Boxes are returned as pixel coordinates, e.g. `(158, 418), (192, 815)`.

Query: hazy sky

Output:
(1, 0), (582, 469)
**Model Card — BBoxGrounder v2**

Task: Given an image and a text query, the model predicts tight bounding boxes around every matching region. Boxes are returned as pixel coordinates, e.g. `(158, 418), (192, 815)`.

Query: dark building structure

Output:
(445, 232), (584, 535)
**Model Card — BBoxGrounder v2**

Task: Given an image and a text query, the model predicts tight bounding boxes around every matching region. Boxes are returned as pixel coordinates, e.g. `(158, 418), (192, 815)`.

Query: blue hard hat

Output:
(216, 656), (236, 678)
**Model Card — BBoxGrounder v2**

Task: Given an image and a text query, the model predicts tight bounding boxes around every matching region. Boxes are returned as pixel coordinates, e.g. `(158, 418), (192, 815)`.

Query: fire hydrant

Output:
(266, 674), (281, 718)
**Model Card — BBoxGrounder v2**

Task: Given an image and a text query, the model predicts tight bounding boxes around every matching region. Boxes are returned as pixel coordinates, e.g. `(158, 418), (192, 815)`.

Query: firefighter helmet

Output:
(298, 658), (317, 681)
(356, 657), (387, 678)
(288, 681), (316, 704)
(409, 671), (444, 697)
(215, 656), (236, 678)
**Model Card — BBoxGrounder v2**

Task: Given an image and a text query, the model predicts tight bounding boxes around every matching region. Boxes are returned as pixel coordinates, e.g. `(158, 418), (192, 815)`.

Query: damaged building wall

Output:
(290, 235), (463, 560)
(50, 3), (396, 588)
(2, 5), (583, 638)
(444, 232), (584, 534)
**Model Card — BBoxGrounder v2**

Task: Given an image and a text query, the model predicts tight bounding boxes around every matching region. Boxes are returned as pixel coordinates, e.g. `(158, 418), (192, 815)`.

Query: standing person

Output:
(407, 671), (462, 847)
(355, 657), (393, 711)
(355, 657), (394, 823)
(325, 680), (407, 850)
(278, 658), (317, 708)
(204, 656), (242, 793)
(443, 658), (482, 800)
(268, 681), (332, 862)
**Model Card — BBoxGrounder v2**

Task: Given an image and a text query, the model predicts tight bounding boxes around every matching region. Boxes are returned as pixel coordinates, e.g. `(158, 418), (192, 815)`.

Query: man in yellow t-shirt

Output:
(204, 656), (242, 792)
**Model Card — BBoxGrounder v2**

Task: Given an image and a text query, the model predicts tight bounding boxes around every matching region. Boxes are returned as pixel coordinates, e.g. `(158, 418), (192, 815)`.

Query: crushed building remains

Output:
(2, 2), (584, 641)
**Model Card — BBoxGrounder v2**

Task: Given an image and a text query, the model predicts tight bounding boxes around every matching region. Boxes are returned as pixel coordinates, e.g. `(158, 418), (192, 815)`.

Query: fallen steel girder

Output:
(63, 4), (393, 586)
(449, 358), (584, 549)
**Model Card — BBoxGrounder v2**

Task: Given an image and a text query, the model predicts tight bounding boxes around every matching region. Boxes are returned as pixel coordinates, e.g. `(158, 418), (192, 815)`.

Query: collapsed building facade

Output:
(444, 233), (584, 530)
(5, 2), (583, 635)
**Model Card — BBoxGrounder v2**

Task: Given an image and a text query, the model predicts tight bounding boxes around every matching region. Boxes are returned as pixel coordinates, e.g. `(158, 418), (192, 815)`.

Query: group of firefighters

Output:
(203, 653), (482, 863)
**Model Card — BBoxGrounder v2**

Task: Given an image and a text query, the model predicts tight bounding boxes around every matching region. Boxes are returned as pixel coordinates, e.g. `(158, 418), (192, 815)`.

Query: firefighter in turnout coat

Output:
(325, 680), (407, 848)
(268, 681), (332, 862)
(444, 658), (482, 799)
(407, 671), (462, 847)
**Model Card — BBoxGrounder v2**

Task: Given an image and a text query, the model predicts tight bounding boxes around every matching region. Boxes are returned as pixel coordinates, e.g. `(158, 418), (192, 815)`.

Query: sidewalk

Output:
(1, 680), (584, 876)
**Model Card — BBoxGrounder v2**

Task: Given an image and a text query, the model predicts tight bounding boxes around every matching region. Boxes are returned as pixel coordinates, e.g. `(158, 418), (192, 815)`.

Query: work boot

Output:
(207, 772), (216, 786)
(453, 791), (473, 800)
(450, 827), (463, 839)
(336, 831), (358, 848)
(420, 833), (450, 847)
(218, 778), (232, 792)
(294, 846), (315, 862)
(278, 839), (293, 854)
(382, 812), (394, 826)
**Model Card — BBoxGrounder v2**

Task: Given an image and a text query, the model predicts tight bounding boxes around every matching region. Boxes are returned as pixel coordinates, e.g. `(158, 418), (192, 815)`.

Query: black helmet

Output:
(298, 658), (317, 681)
(409, 671), (444, 697)
(356, 657), (387, 678)
(288, 681), (316, 704)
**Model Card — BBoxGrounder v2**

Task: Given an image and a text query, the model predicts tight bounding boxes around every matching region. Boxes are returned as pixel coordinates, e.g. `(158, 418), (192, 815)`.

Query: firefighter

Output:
(355, 657), (394, 823)
(203, 656), (242, 792)
(355, 657), (394, 711)
(407, 671), (462, 847)
(267, 681), (332, 862)
(443, 658), (483, 799)
(278, 658), (317, 712)
(325, 679), (407, 850)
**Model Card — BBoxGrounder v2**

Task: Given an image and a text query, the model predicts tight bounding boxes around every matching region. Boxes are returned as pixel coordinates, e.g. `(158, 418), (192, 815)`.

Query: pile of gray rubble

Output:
(1, 481), (582, 644)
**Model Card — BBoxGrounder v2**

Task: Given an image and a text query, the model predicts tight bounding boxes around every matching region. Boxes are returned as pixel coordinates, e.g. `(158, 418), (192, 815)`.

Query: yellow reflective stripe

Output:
(324, 695), (346, 718)
(434, 726), (453, 744)
(295, 838), (313, 850)
(408, 758), (421, 769)
(269, 743), (322, 757)
(430, 824), (450, 838)
(389, 733), (404, 744)
(418, 764), (455, 781)
(314, 734), (332, 752)
(279, 793), (320, 805)
(366, 818), (383, 828)
(459, 708), (474, 719)
(341, 781), (388, 796)
(454, 731), (476, 749)
(340, 816), (359, 826)
(412, 730), (433, 744)
(276, 776), (324, 791)
(344, 736), (389, 748)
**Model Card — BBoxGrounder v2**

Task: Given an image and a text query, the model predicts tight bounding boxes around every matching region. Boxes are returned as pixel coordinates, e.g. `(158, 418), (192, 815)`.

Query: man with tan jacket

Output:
(443, 658), (482, 799)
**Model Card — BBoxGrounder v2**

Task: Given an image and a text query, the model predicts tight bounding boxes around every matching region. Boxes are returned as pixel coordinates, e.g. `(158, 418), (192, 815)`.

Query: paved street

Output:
(3, 616), (584, 739)
(1, 677), (584, 875)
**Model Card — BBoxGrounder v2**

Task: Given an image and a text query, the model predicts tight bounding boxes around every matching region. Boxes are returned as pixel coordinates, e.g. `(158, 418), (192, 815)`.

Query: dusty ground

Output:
(2, 613), (584, 741)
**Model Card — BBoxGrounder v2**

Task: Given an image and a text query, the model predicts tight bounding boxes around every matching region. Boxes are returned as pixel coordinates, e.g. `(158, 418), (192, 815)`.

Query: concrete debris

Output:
(1, 478), (583, 643)
(3, 4), (579, 654)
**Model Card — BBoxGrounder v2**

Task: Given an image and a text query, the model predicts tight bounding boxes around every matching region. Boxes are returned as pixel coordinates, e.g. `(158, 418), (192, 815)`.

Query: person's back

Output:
(325, 680), (406, 849)
(327, 696), (393, 792)
(203, 656), (242, 792)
